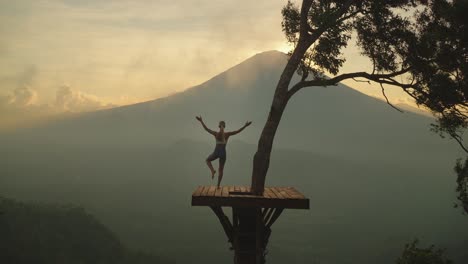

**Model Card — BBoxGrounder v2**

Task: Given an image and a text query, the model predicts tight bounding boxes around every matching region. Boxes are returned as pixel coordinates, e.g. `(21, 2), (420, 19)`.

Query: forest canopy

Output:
(0, 196), (172, 264)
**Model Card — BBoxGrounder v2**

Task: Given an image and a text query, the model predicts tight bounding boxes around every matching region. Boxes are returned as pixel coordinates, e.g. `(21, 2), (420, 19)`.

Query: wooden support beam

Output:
(193, 186), (309, 264)
(266, 208), (283, 228)
(263, 208), (274, 225)
(261, 208), (270, 219)
(233, 207), (239, 228)
(210, 206), (234, 243)
(232, 208), (259, 264)
(208, 206), (289, 264)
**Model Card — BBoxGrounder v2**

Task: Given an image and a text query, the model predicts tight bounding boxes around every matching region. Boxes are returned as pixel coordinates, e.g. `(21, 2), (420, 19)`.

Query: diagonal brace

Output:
(266, 208), (284, 228)
(210, 206), (234, 243)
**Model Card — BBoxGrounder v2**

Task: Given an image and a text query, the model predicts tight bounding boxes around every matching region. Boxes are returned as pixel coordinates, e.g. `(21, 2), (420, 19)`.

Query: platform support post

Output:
(232, 207), (261, 264)
(210, 206), (284, 264)
(194, 186), (307, 264)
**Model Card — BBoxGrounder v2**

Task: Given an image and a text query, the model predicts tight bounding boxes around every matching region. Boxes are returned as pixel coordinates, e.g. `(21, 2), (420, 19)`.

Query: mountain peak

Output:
(248, 50), (287, 60)
(235, 50), (288, 69)
(188, 50), (287, 93)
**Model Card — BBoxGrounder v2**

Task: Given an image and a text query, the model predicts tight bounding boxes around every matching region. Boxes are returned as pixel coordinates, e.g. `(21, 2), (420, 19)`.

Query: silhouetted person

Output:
(196, 116), (252, 188)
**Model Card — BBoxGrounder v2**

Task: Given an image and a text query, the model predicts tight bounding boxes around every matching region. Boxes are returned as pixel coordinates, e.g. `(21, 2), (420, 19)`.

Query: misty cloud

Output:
(0, 86), (38, 110)
(0, 64), (39, 109)
(0, 85), (50, 131)
(55, 86), (115, 112)
(0, 85), (113, 113)
(0, 84), (121, 130)
(10, 86), (38, 107)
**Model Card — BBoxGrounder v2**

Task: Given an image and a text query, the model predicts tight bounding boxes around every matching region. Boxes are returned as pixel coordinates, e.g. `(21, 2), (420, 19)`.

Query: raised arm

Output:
(226, 121), (252, 136)
(196, 116), (216, 135)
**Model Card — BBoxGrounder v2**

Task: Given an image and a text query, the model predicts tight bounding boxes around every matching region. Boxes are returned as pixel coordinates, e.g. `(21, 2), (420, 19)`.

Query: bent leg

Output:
(206, 154), (217, 179)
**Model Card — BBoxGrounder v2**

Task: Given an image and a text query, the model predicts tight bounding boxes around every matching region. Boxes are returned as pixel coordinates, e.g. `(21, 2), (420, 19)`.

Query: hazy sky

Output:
(0, 0), (420, 129)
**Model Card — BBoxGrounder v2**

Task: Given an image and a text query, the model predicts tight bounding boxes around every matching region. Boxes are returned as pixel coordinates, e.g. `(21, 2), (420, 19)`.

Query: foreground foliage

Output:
(396, 239), (453, 264)
(0, 196), (172, 264)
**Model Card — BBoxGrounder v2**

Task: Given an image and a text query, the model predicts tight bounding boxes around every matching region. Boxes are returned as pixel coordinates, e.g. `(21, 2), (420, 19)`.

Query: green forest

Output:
(0, 196), (173, 264)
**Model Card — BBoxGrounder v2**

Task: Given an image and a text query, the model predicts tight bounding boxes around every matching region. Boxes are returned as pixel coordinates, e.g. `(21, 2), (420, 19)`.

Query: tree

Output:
(396, 239), (452, 264)
(454, 158), (468, 213)
(250, 0), (468, 196)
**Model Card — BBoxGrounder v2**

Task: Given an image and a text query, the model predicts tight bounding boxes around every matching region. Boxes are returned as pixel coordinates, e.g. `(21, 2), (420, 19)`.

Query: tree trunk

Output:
(250, 42), (309, 195)
(232, 208), (264, 264)
(250, 101), (287, 195)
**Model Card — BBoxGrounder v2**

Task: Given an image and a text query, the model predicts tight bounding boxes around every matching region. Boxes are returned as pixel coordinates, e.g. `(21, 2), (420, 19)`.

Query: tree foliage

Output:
(250, 0), (468, 206)
(454, 158), (468, 213)
(396, 239), (452, 264)
(281, 0), (467, 123)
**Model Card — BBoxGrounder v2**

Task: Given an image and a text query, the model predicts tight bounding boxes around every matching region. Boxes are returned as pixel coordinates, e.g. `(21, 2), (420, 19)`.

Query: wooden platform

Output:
(191, 186), (309, 209)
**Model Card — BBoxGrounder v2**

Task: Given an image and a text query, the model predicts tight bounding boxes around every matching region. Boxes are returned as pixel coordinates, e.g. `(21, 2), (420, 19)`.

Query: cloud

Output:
(0, 85), (113, 113)
(0, 84), (117, 129)
(54, 85), (115, 112)
(0, 86), (37, 109)
(11, 86), (38, 107)
(0, 85), (49, 131)
(0, 0), (291, 105)
(0, 84), (124, 131)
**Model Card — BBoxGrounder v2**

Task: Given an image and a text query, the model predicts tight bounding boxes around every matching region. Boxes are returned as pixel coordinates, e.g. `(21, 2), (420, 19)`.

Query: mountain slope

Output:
(1, 51), (456, 160)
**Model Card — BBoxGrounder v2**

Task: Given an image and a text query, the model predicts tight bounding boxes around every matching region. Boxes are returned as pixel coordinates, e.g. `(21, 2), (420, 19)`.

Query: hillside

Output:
(0, 196), (172, 264)
(1, 139), (467, 264)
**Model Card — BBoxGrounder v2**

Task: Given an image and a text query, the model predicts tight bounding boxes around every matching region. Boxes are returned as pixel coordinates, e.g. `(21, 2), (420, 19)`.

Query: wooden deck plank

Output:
(192, 186), (203, 196)
(270, 187), (285, 199)
(266, 187), (279, 199)
(201, 185), (210, 196)
(264, 188), (276, 199)
(278, 187), (293, 199)
(192, 186), (309, 209)
(285, 187), (305, 199)
(221, 186), (229, 197)
(208, 186), (216, 196)
(200, 186), (209, 197)
(215, 187), (222, 196)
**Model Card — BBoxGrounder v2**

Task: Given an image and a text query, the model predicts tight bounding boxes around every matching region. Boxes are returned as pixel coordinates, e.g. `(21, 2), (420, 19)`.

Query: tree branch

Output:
(380, 82), (404, 113)
(352, 77), (371, 84)
(378, 77), (416, 89)
(287, 67), (412, 99)
(371, 57), (376, 75)
(300, 0), (314, 36)
(302, 0), (355, 43)
(334, 6), (364, 26)
(451, 133), (468, 153)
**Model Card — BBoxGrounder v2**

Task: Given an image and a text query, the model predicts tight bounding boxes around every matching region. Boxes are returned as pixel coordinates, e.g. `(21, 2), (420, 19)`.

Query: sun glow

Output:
(275, 42), (294, 54)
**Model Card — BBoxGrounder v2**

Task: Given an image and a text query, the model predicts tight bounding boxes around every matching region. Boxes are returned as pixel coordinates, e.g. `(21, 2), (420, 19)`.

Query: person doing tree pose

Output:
(196, 116), (252, 188)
